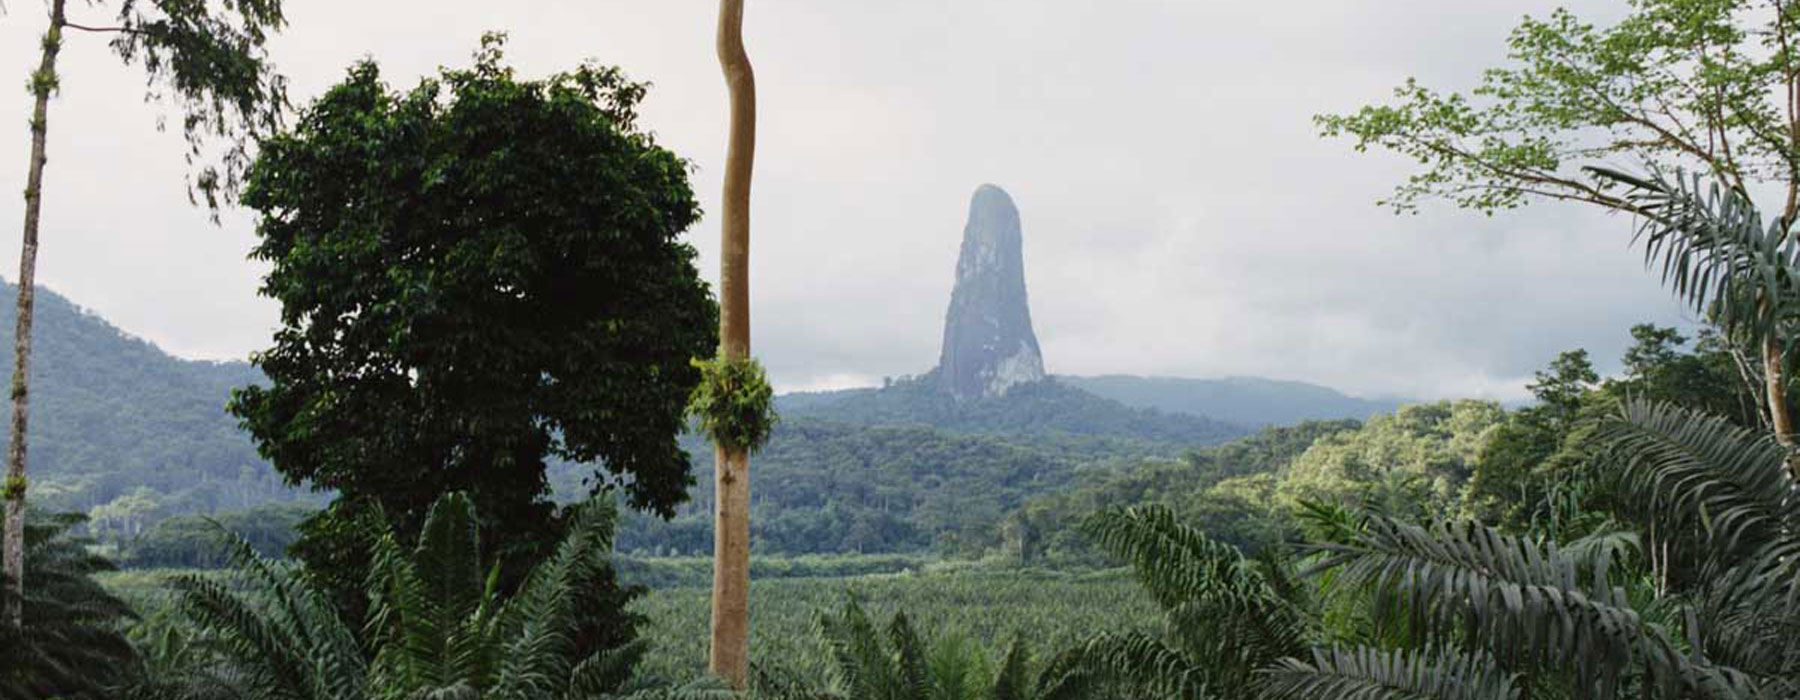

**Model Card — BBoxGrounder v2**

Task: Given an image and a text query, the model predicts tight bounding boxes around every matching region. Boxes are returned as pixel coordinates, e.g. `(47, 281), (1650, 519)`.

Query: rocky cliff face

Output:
(936, 184), (1046, 400)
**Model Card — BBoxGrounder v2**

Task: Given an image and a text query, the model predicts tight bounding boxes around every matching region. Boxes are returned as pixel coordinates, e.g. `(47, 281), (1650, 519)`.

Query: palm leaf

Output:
(1586, 167), (1800, 347)
(1259, 646), (1518, 700)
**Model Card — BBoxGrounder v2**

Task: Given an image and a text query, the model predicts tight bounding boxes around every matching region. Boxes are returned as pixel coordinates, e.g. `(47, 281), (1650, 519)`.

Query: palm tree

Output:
(0, 511), (138, 700)
(162, 492), (704, 700)
(1250, 397), (1800, 700)
(789, 596), (1081, 700)
(1062, 506), (1314, 699)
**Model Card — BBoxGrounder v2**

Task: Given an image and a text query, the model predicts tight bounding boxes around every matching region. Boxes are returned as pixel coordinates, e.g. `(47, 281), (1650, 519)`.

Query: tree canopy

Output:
(229, 36), (716, 607)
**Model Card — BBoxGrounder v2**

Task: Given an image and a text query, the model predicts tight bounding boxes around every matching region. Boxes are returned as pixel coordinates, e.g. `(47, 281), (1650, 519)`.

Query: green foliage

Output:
(688, 356), (778, 453)
(98, 0), (290, 209)
(1065, 506), (1314, 699)
(613, 553), (928, 590)
(779, 374), (1245, 450)
(0, 512), (138, 700)
(1277, 401), (1503, 517)
(1307, 514), (1704, 698)
(801, 596), (1080, 700)
(995, 421), (1357, 566)
(1, 474), (22, 500)
(1588, 167), (1800, 355)
(616, 417), (1094, 556)
(125, 502), (312, 569)
(1260, 647), (1519, 700)
(1317, 1), (1800, 214)
(155, 492), (652, 700)
(628, 566), (1159, 686)
(1527, 349), (1597, 425)
(230, 37), (716, 613)
(0, 279), (302, 530)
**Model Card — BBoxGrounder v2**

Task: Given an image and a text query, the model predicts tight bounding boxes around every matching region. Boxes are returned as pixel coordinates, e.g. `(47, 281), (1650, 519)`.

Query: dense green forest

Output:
(0, 280), (317, 520)
(776, 372), (1246, 447)
(614, 375), (1250, 557)
(17, 0), (1800, 697)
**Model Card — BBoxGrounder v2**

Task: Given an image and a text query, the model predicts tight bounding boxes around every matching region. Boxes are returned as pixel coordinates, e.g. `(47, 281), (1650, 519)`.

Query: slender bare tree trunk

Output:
(709, 0), (756, 689)
(1763, 336), (1800, 479)
(4, 0), (66, 627)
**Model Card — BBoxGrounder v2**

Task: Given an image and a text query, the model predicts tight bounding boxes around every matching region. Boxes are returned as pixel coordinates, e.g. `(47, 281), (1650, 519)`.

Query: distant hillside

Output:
(777, 372), (1248, 451)
(613, 416), (1090, 556)
(1057, 374), (1405, 428)
(0, 280), (311, 518)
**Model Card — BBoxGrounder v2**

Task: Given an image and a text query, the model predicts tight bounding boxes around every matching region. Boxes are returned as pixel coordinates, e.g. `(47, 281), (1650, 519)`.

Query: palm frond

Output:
(990, 637), (1032, 700)
(1081, 505), (1312, 689)
(1586, 167), (1800, 346)
(1598, 399), (1795, 562)
(1259, 646), (1518, 700)
(1055, 631), (1203, 700)
(817, 597), (898, 700)
(1305, 514), (1723, 698)
(0, 512), (139, 700)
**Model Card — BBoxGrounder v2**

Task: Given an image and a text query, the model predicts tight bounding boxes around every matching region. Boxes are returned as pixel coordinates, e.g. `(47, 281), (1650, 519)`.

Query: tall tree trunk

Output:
(709, 0), (756, 689)
(1764, 336), (1799, 478)
(4, 0), (66, 627)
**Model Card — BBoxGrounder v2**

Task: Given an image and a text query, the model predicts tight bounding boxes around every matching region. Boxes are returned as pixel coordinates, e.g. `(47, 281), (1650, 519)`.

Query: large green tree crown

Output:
(1318, 0), (1800, 217)
(229, 36), (717, 613)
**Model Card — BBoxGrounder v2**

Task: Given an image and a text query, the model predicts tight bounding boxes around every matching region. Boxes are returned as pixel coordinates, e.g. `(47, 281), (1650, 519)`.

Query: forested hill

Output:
(776, 372), (1247, 450)
(1056, 375), (1404, 428)
(612, 374), (1253, 556)
(0, 280), (301, 517)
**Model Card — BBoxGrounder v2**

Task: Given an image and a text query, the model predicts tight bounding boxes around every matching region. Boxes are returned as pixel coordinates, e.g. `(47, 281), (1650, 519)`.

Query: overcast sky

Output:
(0, 0), (1690, 401)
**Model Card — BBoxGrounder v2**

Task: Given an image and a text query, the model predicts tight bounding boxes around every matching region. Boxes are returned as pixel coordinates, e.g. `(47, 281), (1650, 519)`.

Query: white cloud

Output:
(0, 0), (1693, 403)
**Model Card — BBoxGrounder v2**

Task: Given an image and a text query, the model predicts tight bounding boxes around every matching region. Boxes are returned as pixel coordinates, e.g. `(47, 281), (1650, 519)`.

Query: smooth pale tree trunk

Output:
(709, 0), (756, 689)
(1763, 337), (1798, 477)
(5, 0), (66, 626)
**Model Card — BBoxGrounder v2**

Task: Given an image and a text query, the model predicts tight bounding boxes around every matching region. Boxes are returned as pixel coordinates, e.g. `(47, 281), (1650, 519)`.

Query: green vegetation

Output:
(137, 492), (650, 700)
(19, 1), (1800, 697)
(688, 356), (780, 454)
(628, 566), (1159, 687)
(0, 512), (136, 699)
(232, 38), (717, 624)
(778, 373), (1245, 449)
(0, 278), (291, 521)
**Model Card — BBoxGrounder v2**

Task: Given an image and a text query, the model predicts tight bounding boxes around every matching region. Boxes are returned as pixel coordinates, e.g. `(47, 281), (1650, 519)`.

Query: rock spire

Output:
(935, 184), (1046, 400)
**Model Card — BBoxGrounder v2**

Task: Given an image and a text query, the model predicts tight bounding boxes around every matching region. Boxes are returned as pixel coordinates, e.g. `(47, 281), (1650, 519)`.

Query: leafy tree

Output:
(229, 37), (716, 618)
(6, 0), (286, 625)
(1527, 350), (1598, 426)
(155, 492), (684, 700)
(1276, 401), (1504, 516)
(1317, 0), (1800, 451)
(1624, 325), (1688, 381)
(0, 511), (137, 700)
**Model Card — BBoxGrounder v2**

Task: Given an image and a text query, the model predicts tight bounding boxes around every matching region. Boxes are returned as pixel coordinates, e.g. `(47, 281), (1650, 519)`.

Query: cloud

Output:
(0, 0), (1690, 404)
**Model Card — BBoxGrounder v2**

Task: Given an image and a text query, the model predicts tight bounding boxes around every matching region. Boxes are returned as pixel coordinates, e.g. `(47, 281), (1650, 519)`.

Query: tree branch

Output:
(62, 22), (139, 34)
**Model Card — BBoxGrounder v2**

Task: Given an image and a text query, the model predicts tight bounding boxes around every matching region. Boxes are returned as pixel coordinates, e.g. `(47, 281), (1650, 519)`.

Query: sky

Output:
(0, 0), (1692, 401)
